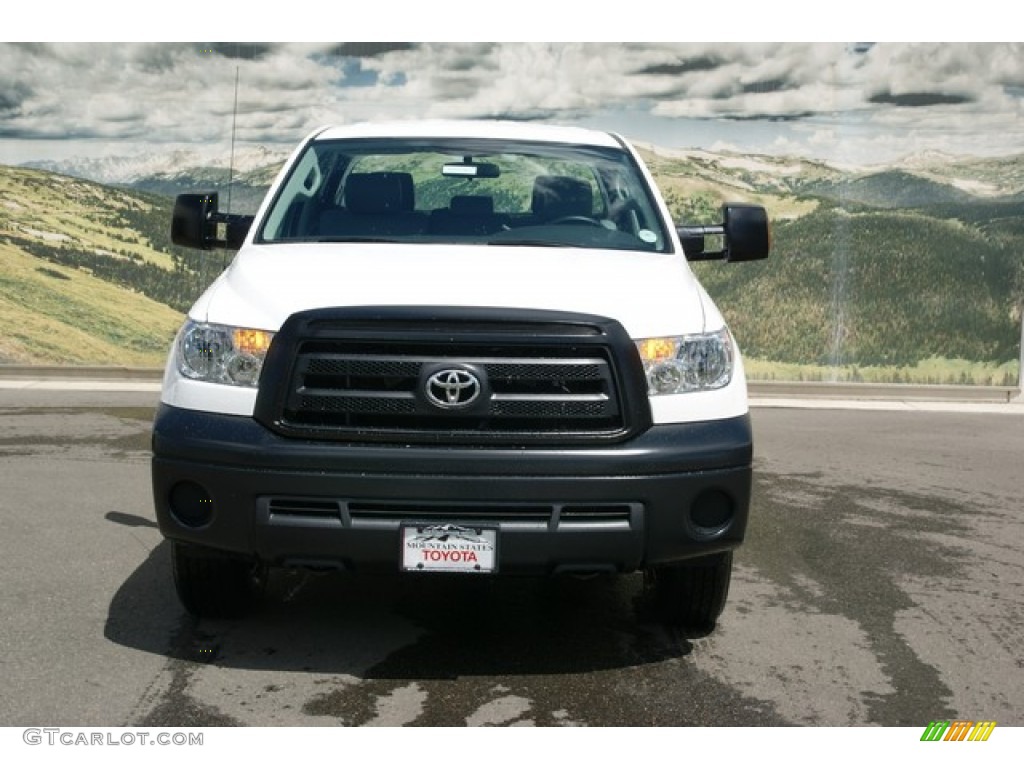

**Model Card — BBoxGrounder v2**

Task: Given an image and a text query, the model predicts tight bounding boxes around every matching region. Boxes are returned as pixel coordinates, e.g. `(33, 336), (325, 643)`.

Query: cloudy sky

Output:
(2, 41), (1023, 168)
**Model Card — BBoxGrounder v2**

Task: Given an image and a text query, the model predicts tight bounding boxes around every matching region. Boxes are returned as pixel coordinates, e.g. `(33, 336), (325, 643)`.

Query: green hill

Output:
(641, 151), (1024, 382)
(2, 157), (1022, 383)
(805, 170), (980, 208)
(694, 204), (1021, 368)
(0, 241), (181, 365)
(0, 167), (209, 365)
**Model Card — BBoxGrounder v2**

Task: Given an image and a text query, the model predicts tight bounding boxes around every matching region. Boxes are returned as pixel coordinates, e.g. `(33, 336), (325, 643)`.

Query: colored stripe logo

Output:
(921, 720), (996, 742)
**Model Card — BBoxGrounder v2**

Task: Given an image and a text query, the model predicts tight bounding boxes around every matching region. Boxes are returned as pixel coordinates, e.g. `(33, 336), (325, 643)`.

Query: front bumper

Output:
(152, 404), (753, 575)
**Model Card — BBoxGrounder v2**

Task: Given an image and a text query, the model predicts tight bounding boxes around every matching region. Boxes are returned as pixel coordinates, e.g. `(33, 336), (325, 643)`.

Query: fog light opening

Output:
(169, 481), (214, 528)
(690, 489), (734, 535)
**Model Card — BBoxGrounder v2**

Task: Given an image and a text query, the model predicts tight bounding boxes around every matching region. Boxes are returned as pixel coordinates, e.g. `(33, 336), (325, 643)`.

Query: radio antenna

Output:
(226, 64), (240, 216)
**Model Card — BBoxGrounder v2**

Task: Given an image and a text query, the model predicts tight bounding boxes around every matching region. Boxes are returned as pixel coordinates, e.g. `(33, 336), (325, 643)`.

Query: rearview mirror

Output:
(441, 161), (500, 179)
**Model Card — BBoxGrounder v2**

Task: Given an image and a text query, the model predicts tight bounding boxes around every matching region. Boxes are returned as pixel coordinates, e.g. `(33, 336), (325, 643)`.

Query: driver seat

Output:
(530, 175), (593, 222)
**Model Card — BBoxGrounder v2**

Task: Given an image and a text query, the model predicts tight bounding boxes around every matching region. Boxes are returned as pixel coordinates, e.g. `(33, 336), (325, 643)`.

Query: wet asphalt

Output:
(0, 401), (1021, 727)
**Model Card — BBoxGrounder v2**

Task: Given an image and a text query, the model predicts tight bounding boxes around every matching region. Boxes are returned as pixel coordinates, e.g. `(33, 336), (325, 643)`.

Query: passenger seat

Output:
(319, 172), (426, 237)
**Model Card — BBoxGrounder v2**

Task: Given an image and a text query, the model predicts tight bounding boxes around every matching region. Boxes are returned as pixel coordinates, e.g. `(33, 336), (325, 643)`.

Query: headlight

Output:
(176, 320), (274, 387)
(635, 329), (733, 395)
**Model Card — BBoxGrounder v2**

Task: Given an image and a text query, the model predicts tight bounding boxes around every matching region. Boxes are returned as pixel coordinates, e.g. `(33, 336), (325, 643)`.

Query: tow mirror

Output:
(678, 203), (770, 262)
(171, 192), (253, 251)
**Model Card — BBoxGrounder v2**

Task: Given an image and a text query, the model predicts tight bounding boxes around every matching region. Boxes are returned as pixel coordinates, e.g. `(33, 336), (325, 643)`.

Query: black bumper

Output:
(152, 404), (753, 575)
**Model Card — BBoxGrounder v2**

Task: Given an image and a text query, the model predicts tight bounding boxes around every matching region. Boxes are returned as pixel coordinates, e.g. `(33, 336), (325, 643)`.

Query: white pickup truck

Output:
(155, 120), (770, 631)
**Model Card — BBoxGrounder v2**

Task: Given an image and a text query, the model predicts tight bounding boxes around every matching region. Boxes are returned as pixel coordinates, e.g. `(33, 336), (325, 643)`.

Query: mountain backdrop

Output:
(3, 144), (1022, 384)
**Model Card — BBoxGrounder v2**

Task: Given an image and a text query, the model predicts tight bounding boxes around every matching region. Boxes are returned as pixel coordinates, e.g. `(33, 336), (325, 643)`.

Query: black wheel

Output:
(171, 542), (267, 619)
(645, 551), (733, 633)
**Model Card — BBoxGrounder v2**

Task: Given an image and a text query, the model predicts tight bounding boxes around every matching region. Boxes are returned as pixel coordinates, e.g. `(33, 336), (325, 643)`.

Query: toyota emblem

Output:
(426, 369), (481, 409)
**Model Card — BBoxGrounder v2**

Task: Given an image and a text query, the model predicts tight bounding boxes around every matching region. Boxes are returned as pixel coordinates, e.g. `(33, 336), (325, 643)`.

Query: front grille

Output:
(254, 307), (650, 445)
(288, 347), (619, 435)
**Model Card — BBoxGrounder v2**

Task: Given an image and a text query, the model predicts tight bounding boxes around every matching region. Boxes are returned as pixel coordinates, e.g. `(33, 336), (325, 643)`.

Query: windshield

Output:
(258, 138), (671, 252)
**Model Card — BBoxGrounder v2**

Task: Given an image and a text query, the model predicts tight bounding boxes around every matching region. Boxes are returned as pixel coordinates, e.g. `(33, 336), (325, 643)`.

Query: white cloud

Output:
(1, 42), (1023, 165)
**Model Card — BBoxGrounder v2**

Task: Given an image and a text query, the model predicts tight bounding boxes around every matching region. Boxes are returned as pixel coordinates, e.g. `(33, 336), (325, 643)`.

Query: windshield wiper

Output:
(486, 238), (573, 248)
(307, 236), (405, 243)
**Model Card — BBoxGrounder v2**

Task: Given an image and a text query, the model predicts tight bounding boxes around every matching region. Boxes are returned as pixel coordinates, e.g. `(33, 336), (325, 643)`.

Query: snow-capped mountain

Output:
(23, 145), (290, 186)
(19, 142), (1024, 211)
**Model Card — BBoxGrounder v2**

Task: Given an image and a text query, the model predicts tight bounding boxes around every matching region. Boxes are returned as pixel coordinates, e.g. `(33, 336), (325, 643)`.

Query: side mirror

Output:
(171, 193), (253, 251)
(678, 203), (770, 262)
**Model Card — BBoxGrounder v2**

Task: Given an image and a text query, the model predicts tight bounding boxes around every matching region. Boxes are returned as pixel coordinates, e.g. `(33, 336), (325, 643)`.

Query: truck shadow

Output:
(104, 540), (692, 681)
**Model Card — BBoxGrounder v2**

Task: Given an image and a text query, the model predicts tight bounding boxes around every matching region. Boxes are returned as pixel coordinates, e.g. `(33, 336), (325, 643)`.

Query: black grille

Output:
(490, 396), (608, 418)
(299, 393), (418, 415)
(254, 307), (650, 445)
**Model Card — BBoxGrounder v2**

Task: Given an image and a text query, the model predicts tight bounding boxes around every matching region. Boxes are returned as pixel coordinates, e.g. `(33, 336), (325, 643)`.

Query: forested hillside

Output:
(2, 151), (1022, 381)
(692, 204), (1022, 368)
(0, 167), (216, 364)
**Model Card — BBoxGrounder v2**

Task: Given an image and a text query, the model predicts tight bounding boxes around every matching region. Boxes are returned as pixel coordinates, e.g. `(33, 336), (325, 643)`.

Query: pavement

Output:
(751, 397), (1024, 414)
(2, 369), (1023, 732)
(3, 398), (1023, 729)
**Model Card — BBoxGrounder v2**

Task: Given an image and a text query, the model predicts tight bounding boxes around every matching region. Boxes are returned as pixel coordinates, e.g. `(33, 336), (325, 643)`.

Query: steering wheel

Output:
(609, 198), (641, 218)
(548, 215), (604, 227)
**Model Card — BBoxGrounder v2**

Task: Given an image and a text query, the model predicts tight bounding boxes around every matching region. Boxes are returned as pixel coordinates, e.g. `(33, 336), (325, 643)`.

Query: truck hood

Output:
(194, 243), (708, 339)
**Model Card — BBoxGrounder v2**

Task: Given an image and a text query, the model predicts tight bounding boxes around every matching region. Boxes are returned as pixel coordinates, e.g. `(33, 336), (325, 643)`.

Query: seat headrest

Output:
(531, 175), (592, 218)
(345, 172), (415, 214)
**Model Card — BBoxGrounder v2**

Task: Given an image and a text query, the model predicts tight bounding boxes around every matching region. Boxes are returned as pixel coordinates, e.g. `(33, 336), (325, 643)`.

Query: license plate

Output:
(401, 523), (498, 573)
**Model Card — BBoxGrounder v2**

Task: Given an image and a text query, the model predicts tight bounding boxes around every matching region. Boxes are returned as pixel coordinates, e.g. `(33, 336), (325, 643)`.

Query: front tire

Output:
(171, 542), (266, 619)
(645, 551), (733, 633)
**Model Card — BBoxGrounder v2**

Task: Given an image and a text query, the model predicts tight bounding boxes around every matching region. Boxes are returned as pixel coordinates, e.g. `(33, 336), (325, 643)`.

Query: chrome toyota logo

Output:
(426, 369), (481, 409)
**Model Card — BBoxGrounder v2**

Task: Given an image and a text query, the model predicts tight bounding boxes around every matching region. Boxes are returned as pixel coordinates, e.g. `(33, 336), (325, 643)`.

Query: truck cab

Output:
(154, 120), (769, 631)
